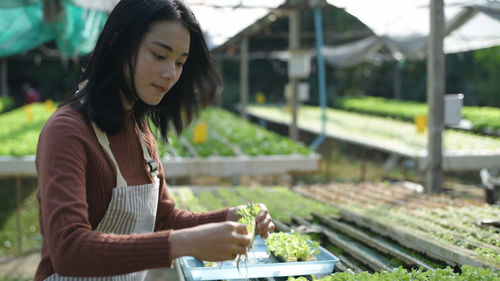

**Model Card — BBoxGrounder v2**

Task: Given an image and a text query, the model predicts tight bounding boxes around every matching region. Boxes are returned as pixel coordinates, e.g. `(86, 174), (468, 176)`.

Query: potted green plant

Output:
(266, 232), (320, 262)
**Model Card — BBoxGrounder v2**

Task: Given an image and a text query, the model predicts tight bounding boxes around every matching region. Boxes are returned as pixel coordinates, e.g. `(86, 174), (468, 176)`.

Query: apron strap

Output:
(91, 122), (128, 187)
(135, 122), (159, 179)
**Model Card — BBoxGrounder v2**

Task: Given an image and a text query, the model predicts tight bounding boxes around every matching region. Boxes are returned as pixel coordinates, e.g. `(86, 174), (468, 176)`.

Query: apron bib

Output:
(45, 122), (160, 281)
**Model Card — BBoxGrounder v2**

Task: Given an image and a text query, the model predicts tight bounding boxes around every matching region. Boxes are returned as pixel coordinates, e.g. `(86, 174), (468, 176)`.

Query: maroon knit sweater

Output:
(35, 104), (227, 280)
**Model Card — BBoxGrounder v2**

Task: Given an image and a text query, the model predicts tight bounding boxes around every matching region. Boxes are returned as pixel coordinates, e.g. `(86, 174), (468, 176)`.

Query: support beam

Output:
(239, 37), (249, 119)
(214, 59), (223, 106)
(16, 177), (22, 254)
(393, 61), (402, 100)
(444, 7), (477, 37)
(310, 1), (328, 150)
(0, 59), (7, 96)
(288, 10), (300, 141)
(42, 0), (65, 23)
(426, 0), (445, 193)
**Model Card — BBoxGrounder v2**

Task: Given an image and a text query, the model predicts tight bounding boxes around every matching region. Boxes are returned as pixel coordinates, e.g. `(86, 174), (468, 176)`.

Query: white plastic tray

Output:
(179, 236), (339, 281)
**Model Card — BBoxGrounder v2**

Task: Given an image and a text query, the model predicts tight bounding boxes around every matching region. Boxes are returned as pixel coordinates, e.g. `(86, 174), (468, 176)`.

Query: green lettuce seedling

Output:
(287, 265), (499, 280)
(236, 203), (261, 273)
(266, 232), (320, 262)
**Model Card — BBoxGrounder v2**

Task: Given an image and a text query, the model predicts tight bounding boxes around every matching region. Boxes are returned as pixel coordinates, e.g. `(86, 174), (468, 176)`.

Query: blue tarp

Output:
(0, 0), (107, 58)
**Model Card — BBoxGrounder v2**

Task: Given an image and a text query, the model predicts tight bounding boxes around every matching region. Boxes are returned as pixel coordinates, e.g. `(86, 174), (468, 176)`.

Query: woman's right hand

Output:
(170, 221), (251, 261)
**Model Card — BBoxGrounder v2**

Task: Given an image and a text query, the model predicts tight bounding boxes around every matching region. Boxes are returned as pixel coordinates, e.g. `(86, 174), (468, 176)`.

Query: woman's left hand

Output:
(254, 203), (275, 238)
(226, 203), (275, 238)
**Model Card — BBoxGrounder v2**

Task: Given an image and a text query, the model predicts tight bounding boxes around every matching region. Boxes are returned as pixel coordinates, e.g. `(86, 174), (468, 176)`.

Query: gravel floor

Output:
(0, 253), (182, 281)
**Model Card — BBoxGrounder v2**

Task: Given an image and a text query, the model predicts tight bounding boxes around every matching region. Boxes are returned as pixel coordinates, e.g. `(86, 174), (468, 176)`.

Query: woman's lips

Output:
(152, 84), (167, 93)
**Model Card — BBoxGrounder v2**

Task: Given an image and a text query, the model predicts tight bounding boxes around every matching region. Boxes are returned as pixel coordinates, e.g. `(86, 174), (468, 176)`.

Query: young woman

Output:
(35, 0), (275, 280)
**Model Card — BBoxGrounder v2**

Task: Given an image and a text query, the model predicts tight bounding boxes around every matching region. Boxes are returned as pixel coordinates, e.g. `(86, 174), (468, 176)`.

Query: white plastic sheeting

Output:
(69, 0), (286, 49)
(191, 0), (500, 66)
(267, 36), (385, 68)
(271, 1), (500, 67)
(321, 36), (383, 67)
(66, 0), (500, 59)
(327, 0), (500, 59)
(186, 1), (285, 48)
(70, 0), (120, 12)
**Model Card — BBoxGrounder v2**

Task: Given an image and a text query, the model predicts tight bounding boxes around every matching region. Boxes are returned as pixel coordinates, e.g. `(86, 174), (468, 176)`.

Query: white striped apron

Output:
(45, 121), (160, 281)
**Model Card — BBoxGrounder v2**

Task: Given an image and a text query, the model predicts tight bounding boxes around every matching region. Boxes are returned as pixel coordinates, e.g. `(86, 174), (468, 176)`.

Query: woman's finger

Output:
(263, 221), (275, 238)
(256, 215), (271, 231)
(256, 204), (269, 220)
(233, 221), (249, 234)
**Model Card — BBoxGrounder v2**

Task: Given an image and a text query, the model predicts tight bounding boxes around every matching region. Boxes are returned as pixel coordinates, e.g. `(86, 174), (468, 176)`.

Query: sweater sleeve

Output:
(36, 110), (174, 277)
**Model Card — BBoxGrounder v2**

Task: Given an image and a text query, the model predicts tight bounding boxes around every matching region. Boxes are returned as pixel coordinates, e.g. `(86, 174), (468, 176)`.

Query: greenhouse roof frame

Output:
(1, 0), (499, 57)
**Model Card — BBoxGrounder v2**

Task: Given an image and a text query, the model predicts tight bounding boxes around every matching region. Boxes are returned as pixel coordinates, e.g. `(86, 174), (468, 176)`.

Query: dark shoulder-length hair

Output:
(63, 0), (221, 140)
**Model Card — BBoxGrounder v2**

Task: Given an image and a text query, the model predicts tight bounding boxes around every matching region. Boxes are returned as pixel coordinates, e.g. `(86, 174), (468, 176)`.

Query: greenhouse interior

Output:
(0, 0), (499, 280)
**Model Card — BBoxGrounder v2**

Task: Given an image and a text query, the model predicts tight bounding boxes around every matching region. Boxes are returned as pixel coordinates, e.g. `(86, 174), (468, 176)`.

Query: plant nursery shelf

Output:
(247, 106), (500, 172)
(0, 154), (320, 178)
(294, 187), (500, 271)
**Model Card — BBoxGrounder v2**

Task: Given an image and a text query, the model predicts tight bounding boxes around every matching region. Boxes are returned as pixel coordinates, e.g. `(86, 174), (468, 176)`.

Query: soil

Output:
(0, 253), (181, 281)
(0, 252), (40, 279)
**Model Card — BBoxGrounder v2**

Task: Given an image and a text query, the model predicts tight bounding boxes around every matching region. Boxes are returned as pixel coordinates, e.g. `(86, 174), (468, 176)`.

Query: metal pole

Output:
(310, 6), (327, 150)
(16, 176), (23, 254)
(240, 37), (249, 119)
(1, 59), (7, 96)
(289, 10), (300, 141)
(393, 61), (402, 100)
(42, 0), (65, 23)
(214, 58), (223, 107)
(426, 0), (445, 193)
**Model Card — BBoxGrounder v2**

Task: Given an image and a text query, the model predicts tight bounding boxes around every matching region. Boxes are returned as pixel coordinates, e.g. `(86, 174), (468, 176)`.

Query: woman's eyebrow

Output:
(152, 41), (189, 57)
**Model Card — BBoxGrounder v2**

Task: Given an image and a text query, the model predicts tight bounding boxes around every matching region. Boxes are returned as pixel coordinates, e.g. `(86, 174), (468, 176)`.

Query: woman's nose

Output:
(161, 62), (176, 79)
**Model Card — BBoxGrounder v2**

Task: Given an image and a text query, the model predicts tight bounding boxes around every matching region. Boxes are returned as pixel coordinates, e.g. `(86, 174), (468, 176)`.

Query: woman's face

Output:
(128, 20), (190, 109)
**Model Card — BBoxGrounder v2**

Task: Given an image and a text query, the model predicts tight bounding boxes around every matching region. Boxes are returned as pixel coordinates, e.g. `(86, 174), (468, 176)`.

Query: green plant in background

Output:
(154, 131), (190, 158)
(174, 187), (207, 212)
(336, 96), (427, 121)
(462, 106), (500, 132)
(336, 96), (500, 133)
(332, 200), (500, 265)
(182, 122), (235, 157)
(234, 186), (339, 224)
(235, 186), (291, 223)
(217, 188), (246, 206)
(0, 105), (311, 157)
(472, 45), (500, 108)
(202, 107), (312, 156)
(0, 96), (14, 113)
(197, 190), (226, 211)
(247, 105), (500, 154)
(0, 102), (56, 156)
(287, 265), (499, 280)
(155, 107), (313, 158)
